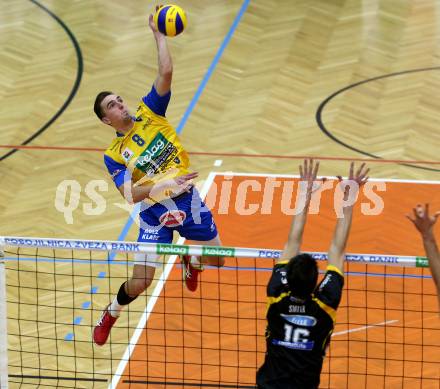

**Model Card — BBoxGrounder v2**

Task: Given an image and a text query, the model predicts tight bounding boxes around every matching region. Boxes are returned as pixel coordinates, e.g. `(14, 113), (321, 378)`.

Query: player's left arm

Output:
(279, 159), (320, 263)
(407, 204), (440, 311)
(149, 9), (172, 96)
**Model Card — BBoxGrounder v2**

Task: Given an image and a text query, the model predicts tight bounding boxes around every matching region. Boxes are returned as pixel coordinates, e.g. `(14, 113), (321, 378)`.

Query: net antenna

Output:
(0, 237), (8, 389)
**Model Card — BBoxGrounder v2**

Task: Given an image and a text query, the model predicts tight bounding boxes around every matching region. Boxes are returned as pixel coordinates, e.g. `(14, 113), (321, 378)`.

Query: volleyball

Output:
(154, 5), (187, 37)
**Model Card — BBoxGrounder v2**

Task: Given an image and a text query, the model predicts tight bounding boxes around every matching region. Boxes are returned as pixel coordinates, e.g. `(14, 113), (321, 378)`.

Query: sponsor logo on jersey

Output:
(122, 147), (134, 162)
(136, 136), (166, 167)
(281, 314), (317, 327)
(141, 117), (152, 128)
(289, 296), (306, 303)
(141, 229), (160, 241)
(272, 339), (315, 350)
(280, 269), (288, 284)
(135, 133), (177, 174)
(111, 169), (122, 179)
(159, 210), (187, 227)
(146, 168), (155, 177)
(318, 274), (332, 291)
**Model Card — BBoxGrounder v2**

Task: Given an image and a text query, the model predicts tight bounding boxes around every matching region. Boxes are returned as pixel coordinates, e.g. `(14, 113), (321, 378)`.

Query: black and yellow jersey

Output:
(257, 262), (344, 389)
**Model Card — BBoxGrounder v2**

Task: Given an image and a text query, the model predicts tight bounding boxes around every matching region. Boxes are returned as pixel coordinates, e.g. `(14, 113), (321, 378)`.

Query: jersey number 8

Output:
(132, 134), (145, 146)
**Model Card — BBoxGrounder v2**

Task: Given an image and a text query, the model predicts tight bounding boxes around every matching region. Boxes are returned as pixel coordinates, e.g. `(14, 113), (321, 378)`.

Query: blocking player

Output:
(92, 9), (224, 346)
(256, 160), (369, 388)
(406, 203), (440, 311)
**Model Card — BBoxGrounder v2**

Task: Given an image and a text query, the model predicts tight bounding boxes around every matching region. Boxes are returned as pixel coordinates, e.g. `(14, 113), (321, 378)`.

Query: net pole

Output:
(0, 238), (8, 389)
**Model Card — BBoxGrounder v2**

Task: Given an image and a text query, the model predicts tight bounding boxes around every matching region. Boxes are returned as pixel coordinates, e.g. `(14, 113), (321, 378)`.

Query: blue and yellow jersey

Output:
(103, 85), (190, 201)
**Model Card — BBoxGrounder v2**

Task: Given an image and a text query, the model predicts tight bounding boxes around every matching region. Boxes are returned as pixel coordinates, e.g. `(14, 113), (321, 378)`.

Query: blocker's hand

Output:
(406, 203), (440, 238)
(336, 162), (369, 199)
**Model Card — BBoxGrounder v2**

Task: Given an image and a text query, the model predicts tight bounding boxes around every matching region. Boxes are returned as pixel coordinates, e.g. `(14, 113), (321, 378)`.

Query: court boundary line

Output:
(332, 320), (399, 337)
(109, 172), (217, 388)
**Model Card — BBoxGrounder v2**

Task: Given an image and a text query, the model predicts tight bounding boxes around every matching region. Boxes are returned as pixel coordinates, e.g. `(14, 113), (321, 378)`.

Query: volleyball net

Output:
(1, 236), (439, 388)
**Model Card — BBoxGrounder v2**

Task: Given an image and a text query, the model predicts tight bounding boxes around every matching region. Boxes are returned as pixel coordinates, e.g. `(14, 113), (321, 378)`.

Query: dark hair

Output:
(93, 91), (113, 120)
(286, 253), (318, 298)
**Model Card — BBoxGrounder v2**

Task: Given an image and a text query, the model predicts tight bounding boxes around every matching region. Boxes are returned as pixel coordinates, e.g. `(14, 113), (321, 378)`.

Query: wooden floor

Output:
(1, 0), (440, 388)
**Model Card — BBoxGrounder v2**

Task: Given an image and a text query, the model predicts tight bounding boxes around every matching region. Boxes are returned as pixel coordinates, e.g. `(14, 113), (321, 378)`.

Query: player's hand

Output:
(163, 172), (198, 197)
(337, 162), (369, 199)
(148, 171), (198, 201)
(149, 5), (163, 35)
(298, 159), (321, 196)
(337, 162), (370, 186)
(174, 172), (199, 188)
(406, 204), (440, 238)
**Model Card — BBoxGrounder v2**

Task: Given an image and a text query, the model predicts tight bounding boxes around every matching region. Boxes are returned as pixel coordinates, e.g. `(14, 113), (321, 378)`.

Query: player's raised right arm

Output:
(327, 163), (369, 273)
(149, 9), (172, 96)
